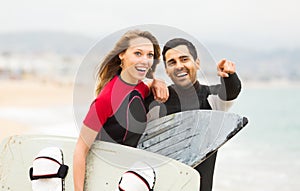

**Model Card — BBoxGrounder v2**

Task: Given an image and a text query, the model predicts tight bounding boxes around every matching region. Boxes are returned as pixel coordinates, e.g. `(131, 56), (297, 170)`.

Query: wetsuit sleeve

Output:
(144, 92), (156, 112)
(218, 73), (241, 101)
(83, 97), (111, 132)
(142, 83), (150, 99)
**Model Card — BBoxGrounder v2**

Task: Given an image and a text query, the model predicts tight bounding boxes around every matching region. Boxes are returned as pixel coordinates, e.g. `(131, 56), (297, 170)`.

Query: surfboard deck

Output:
(0, 135), (200, 191)
(138, 110), (248, 167)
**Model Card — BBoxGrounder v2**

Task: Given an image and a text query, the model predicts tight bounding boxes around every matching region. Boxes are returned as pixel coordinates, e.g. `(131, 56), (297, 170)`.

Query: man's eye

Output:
(182, 57), (189, 62)
(167, 61), (175, 66)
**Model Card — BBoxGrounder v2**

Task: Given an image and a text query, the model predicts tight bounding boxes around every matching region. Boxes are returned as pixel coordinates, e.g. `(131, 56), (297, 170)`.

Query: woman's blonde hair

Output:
(95, 29), (161, 95)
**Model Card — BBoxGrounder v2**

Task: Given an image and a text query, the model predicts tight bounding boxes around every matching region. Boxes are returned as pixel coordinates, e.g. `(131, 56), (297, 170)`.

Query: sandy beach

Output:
(0, 78), (74, 142)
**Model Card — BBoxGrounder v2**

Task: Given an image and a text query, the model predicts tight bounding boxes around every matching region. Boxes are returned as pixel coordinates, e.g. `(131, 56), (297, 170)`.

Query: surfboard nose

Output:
(226, 116), (248, 140)
(242, 117), (249, 127)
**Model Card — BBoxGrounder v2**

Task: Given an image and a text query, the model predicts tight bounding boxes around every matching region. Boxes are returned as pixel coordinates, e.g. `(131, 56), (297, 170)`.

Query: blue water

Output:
(214, 86), (300, 191)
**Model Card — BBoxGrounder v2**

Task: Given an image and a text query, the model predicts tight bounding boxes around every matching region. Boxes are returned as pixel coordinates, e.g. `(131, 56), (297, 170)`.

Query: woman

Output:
(73, 29), (165, 191)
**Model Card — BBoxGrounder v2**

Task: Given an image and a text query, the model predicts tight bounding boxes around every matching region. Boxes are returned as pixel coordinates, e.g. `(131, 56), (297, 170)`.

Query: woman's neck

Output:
(120, 71), (138, 85)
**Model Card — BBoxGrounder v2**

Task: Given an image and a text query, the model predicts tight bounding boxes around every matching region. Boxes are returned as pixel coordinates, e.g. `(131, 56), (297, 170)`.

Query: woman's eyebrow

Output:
(134, 48), (154, 53)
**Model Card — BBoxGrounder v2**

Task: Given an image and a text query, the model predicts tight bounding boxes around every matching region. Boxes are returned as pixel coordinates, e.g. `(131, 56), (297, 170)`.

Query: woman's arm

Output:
(73, 125), (98, 191)
(146, 78), (169, 103)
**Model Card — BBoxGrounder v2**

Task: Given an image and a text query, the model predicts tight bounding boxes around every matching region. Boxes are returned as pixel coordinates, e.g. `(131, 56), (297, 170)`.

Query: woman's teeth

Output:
(136, 67), (147, 72)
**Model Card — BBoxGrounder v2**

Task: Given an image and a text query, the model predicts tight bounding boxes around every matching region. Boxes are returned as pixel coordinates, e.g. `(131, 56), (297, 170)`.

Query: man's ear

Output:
(165, 66), (171, 77)
(195, 58), (200, 69)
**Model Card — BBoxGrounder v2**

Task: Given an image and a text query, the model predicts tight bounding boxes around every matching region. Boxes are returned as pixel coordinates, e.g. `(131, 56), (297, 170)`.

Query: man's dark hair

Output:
(162, 38), (198, 65)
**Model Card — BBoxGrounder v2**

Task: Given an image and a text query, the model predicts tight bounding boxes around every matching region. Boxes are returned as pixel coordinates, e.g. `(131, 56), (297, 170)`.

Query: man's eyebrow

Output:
(166, 58), (175, 63)
(179, 55), (189, 59)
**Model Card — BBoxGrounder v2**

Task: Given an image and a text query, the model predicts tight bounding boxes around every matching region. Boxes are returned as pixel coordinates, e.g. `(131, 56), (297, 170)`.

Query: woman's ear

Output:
(119, 52), (124, 60)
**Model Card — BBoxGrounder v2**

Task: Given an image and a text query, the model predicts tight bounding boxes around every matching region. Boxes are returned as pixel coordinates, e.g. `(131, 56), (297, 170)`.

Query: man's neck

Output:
(173, 80), (200, 93)
(172, 80), (201, 111)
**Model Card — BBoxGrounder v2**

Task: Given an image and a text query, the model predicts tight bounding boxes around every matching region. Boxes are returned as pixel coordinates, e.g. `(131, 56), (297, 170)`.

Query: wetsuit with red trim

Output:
(83, 75), (149, 147)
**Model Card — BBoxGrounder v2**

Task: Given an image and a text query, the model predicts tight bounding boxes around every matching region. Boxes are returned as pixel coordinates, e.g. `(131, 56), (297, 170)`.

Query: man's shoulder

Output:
(168, 84), (176, 90)
(207, 84), (221, 95)
(167, 85), (180, 99)
(195, 81), (221, 95)
(167, 83), (221, 95)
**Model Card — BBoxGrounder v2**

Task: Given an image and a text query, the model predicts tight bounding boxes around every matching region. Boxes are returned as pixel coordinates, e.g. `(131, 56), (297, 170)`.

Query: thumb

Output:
(218, 71), (229, 78)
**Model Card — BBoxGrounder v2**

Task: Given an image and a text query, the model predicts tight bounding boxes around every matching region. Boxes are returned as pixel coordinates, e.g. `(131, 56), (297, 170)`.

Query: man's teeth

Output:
(177, 72), (188, 77)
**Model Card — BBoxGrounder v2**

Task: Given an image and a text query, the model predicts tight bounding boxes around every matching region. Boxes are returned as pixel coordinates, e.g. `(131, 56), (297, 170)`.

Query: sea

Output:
(214, 85), (300, 191)
(1, 84), (300, 191)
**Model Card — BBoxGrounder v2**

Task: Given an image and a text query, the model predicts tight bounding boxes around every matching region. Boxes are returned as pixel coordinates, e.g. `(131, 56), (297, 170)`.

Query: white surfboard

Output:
(0, 135), (200, 191)
(138, 110), (248, 167)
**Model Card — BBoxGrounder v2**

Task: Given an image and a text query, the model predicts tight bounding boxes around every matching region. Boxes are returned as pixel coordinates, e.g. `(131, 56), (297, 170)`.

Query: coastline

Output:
(0, 78), (74, 142)
(242, 79), (300, 89)
(1, 77), (299, 143)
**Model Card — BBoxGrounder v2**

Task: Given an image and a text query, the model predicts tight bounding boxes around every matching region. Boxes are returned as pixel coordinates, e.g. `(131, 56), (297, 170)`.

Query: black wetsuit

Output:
(145, 73), (241, 191)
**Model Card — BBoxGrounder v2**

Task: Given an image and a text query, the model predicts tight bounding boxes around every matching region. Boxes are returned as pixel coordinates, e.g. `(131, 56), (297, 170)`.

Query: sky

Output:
(1, 0), (300, 50)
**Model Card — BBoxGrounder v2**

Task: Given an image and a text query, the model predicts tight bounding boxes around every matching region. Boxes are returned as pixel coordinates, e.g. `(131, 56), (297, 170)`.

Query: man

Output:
(145, 38), (241, 191)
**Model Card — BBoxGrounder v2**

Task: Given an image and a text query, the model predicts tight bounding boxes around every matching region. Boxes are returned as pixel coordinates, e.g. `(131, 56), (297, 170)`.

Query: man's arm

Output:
(219, 73), (241, 101)
(208, 59), (241, 111)
(216, 59), (241, 101)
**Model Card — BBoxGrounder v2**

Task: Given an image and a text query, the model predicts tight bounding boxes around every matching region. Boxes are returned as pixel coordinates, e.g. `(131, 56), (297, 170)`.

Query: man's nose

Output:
(175, 61), (184, 69)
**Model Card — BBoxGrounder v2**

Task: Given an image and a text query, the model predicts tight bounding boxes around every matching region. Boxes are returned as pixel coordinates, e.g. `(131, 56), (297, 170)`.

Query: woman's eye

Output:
(147, 53), (154, 58)
(134, 52), (142, 56)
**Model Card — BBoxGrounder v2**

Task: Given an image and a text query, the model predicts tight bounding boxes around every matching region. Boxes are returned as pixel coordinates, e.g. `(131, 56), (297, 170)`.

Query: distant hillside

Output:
(0, 32), (299, 81)
(0, 31), (94, 55)
(206, 43), (300, 81)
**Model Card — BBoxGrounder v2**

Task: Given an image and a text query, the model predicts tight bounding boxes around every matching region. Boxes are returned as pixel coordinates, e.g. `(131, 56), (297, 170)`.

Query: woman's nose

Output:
(141, 56), (152, 67)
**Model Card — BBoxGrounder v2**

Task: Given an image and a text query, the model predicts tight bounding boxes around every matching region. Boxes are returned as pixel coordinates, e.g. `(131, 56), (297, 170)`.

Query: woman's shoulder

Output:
(135, 81), (150, 98)
(96, 78), (117, 102)
(137, 81), (149, 89)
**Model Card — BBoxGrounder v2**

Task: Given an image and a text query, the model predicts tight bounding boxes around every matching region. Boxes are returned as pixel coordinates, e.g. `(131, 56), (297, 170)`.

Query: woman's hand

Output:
(150, 78), (169, 103)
